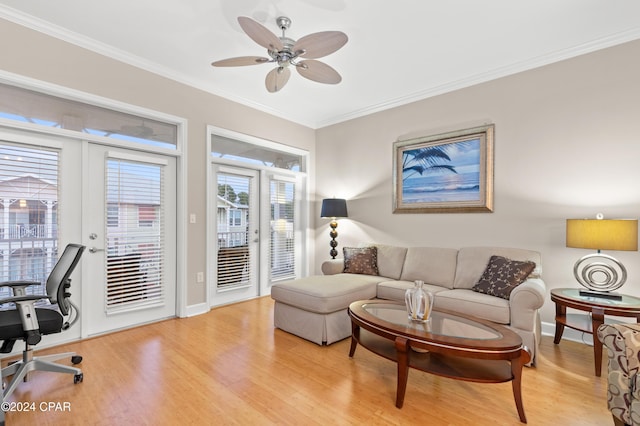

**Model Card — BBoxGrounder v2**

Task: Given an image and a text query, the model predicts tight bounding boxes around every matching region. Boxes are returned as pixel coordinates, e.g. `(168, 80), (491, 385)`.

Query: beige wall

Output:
(315, 39), (640, 329)
(0, 18), (316, 307)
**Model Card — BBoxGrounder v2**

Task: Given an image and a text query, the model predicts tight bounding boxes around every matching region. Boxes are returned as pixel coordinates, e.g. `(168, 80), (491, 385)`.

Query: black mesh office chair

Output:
(0, 243), (85, 407)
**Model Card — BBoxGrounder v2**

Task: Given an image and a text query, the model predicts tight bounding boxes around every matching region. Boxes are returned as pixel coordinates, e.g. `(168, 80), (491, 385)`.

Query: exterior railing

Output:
(0, 238), (58, 297)
(0, 225), (57, 240)
(217, 231), (248, 248)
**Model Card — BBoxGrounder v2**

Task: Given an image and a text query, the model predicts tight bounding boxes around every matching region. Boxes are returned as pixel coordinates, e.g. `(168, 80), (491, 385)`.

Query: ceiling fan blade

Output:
(211, 56), (270, 67)
(293, 31), (348, 59)
(296, 60), (342, 84)
(238, 16), (283, 52)
(265, 67), (291, 93)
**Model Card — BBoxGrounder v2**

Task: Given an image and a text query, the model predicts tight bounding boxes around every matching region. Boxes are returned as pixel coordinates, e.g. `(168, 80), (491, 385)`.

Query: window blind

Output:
(105, 159), (165, 313)
(216, 173), (252, 288)
(270, 178), (295, 282)
(0, 143), (59, 298)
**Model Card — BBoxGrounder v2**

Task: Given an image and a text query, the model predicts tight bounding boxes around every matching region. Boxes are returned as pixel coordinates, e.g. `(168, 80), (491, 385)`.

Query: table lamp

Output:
(566, 215), (638, 299)
(320, 198), (348, 259)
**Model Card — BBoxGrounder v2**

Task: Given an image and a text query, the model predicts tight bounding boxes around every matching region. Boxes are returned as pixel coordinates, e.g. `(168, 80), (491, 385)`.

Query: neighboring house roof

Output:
(0, 174), (57, 201)
(217, 195), (247, 210)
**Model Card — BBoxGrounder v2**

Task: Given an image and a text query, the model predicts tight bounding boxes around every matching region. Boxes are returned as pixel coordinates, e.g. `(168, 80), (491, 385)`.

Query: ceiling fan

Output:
(211, 16), (348, 93)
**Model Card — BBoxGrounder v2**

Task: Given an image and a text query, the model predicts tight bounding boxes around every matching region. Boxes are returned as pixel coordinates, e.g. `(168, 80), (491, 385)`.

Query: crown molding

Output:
(315, 27), (640, 128)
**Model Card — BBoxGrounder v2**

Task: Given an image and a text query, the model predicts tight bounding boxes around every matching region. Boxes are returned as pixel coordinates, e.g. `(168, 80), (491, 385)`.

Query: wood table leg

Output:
(394, 336), (410, 408)
(591, 307), (605, 377)
(511, 348), (531, 423)
(553, 303), (566, 344)
(349, 322), (359, 358)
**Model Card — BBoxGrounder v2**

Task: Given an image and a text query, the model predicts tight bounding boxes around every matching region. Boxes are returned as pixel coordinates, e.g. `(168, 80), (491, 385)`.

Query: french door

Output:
(212, 165), (260, 306)
(83, 144), (177, 336)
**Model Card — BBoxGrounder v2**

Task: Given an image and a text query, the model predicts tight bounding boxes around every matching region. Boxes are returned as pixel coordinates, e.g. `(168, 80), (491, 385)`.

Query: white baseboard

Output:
(183, 302), (209, 317)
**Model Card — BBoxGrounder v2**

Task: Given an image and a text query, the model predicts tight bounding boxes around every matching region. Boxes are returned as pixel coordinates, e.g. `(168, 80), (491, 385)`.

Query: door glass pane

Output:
(217, 173), (251, 288)
(105, 159), (165, 313)
(270, 179), (295, 282)
(0, 143), (59, 297)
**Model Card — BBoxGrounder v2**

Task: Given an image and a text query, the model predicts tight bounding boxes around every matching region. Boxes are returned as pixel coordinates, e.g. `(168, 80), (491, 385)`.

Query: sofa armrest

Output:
(509, 278), (546, 331)
(321, 259), (344, 275)
(598, 323), (640, 424)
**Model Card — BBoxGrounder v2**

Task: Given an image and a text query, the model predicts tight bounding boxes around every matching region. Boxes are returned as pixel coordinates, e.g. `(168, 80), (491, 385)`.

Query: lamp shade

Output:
(566, 219), (638, 251)
(320, 198), (348, 218)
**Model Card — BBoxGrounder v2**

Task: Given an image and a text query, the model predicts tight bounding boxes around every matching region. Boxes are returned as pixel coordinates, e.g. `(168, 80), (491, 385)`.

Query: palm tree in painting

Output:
(402, 145), (459, 181)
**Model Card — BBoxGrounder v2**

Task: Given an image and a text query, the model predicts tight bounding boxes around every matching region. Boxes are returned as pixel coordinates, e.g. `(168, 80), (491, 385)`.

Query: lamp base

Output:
(578, 289), (623, 300)
(573, 252), (627, 293)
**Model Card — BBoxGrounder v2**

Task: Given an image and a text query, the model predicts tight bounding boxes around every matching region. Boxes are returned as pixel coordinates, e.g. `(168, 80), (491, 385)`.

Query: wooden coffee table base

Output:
(349, 325), (531, 423)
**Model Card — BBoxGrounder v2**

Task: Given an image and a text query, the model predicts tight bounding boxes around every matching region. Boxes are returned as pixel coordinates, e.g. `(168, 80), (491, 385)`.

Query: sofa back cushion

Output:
(400, 247), (459, 289)
(453, 247), (542, 289)
(358, 243), (407, 280)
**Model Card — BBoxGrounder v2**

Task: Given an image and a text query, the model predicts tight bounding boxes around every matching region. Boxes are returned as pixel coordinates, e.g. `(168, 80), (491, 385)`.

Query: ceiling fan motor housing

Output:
(269, 37), (298, 66)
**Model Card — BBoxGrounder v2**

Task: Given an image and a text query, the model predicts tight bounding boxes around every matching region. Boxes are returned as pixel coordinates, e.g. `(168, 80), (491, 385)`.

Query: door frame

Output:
(0, 83), (188, 335)
(211, 164), (260, 306)
(206, 125), (310, 309)
(81, 143), (178, 336)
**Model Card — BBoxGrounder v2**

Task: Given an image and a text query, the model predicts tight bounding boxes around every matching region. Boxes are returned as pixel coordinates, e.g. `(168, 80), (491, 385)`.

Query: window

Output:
(211, 134), (303, 172)
(0, 143), (59, 297)
(105, 159), (165, 312)
(138, 205), (156, 227)
(107, 204), (119, 227)
(270, 178), (296, 282)
(228, 210), (242, 227)
(0, 82), (178, 149)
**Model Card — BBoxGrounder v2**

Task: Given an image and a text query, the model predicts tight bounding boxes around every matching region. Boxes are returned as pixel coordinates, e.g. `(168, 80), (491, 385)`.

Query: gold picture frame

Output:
(393, 124), (494, 213)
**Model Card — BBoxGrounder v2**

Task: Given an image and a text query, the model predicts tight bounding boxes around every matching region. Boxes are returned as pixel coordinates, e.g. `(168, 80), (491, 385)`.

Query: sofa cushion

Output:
(471, 255), (536, 300)
(376, 280), (450, 302)
(453, 247), (542, 289)
(343, 246), (379, 275)
(400, 247), (458, 289)
(435, 289), (510, 324)
(359, 243), (407, 280)
(271, 274), (381, 314)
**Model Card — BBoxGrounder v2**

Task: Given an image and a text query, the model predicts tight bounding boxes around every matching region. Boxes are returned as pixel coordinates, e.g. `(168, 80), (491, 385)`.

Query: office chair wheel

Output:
(74, 373), (83, 384)
(71, 355), (82, 364)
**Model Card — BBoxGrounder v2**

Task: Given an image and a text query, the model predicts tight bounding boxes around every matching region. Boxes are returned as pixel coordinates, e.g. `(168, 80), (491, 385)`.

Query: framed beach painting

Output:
(393, 124), (494, 213)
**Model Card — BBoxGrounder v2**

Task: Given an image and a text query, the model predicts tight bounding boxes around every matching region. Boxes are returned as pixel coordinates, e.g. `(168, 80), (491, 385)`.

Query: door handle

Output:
(88, 247), (105, 254)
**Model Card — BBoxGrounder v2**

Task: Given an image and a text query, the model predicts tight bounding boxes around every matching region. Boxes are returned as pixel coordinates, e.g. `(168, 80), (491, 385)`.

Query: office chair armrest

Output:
(0, 280), (41, 288)
(0, 295), (51, 346)
(0, 295), (51, 305)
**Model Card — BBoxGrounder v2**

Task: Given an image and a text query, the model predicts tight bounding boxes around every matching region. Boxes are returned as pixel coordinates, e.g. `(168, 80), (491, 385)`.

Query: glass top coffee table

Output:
(348, 300), (530, 423)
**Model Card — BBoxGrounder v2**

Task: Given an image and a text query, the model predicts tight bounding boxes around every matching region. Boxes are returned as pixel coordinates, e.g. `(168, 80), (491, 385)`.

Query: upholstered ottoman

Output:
(271, 274), (382, 345)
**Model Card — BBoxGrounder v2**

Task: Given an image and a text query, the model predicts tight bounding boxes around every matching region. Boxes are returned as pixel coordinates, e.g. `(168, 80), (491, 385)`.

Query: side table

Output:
(550, 288), (640, 376)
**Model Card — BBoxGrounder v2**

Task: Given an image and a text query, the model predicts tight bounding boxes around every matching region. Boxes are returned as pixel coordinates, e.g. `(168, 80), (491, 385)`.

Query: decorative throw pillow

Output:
(343, 247), (379, 276)
(471, 255), (536, 300)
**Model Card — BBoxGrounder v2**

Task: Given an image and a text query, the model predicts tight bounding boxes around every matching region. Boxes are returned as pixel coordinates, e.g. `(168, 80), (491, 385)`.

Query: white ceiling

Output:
(2, 0), (640, 129)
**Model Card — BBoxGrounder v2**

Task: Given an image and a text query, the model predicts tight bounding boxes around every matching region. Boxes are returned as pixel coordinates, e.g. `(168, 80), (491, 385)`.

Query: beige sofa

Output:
(271, 244), (546, 364)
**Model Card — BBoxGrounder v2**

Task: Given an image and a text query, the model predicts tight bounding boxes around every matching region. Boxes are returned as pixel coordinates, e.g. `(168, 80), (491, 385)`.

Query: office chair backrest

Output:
(46, 244), (86, 316)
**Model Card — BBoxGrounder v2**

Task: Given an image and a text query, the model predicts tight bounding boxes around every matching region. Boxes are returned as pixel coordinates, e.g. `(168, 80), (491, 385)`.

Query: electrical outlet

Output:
(196, 272), (204, 283)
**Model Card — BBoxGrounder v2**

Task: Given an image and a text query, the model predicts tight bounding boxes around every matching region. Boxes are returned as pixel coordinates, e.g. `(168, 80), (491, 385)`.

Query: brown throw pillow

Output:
(471, 255), (536, 300)
(343, 247), (379, 276)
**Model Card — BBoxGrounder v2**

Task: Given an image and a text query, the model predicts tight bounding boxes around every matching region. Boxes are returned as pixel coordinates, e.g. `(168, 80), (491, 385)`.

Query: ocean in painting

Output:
(402, 170), (480, 203)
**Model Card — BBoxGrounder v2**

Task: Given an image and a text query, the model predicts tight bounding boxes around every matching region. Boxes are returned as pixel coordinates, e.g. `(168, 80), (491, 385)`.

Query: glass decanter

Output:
(405, 280), (434, 323)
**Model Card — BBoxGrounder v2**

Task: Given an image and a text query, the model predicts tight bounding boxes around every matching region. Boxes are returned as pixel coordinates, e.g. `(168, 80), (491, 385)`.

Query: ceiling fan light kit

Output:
(212, 16), (348, 93)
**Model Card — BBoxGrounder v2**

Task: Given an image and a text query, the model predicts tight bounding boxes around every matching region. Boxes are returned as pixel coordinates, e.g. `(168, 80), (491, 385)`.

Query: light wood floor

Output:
(3, 296), (612, 425)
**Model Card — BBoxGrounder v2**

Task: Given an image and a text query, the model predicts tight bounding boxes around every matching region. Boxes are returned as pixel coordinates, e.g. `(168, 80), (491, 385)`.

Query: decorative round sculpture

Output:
(573, 253), (627, 292)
